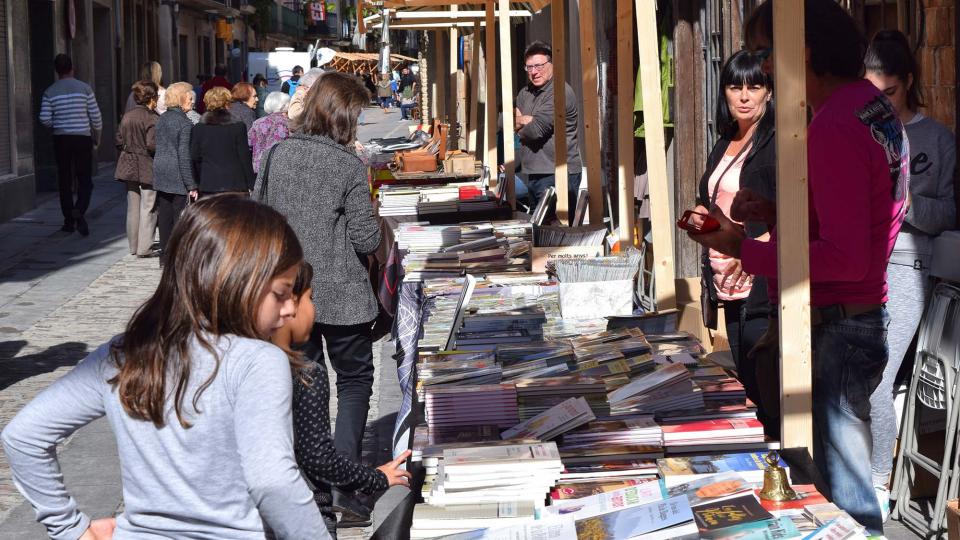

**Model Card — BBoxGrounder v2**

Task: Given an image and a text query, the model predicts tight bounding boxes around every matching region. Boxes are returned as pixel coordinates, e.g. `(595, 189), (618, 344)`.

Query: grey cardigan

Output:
(255, 133), (381, 325)
(152, 107), (197, 195)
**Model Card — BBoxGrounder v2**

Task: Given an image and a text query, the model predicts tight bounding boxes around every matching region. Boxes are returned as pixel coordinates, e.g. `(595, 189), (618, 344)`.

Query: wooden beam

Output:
(358, 0), (366, 33)
(635, 0), (676, 309)
(773, 0), (813, 453)
(617, 0), (635, 247)
(450, 6), (460, 150)
(498, 0), (516, 209)
(552, 0), (569, 225)
(386, 0), (550, 6)
(468, 21), (481, 154)
(579, 0), (602, 225)
(485, 1), (497, 184)
(392, 22), (492, 29)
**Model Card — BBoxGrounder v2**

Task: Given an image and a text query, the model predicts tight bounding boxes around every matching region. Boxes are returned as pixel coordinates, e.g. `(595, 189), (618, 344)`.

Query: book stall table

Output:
(366, 266), (860, 539)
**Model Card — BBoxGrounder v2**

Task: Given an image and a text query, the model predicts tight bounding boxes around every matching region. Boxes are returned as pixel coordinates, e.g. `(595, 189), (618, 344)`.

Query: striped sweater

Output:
(38, 78), (103, 137)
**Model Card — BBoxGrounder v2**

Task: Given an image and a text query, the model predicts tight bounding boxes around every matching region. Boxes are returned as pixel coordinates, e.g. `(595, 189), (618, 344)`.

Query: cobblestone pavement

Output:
(0, 108), (413, 538)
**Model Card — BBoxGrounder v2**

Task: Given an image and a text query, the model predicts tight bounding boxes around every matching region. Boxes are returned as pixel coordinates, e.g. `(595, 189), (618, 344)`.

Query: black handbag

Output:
(700, 141), (751, 330)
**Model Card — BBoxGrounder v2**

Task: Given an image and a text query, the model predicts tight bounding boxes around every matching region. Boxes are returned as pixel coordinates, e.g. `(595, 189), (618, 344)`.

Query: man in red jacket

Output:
(197, 64), (233, 114)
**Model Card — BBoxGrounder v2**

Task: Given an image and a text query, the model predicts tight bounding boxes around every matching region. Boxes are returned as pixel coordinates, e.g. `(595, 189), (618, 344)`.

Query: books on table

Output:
(542, 481), (664, 520)
(426, 515), (578, 540)
(425, 384), (519, 430)
(500, 397), (596, 441)
(660, 418), (766, 448)
(410, 501), (537, 538)
(657, 452), (789, 488)
(691, 494), (775, 532)
(667, 472), (754, 507)
(571, 495), (695, 540)
(699, 516), (802, 540)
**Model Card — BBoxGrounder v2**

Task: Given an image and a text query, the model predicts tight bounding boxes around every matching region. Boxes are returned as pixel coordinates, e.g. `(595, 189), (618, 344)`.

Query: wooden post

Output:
(579, 0), (603, 225)
(635, 0), (676, 309)
(773, 1), (813, 452)
(436, 30), (447, 133)
(498, 0), (516, 209)
(468, 21), (481, 154)
(358, 0), (366, 34)
(449, 5), (460, 150)
(485, 1), (497, 184)
(552, 0), (570, 225)
(616, 0), (635, 247)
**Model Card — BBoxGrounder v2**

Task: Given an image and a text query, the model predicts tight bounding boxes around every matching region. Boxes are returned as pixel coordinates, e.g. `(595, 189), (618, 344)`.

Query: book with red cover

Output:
(662, 418), (764, 442)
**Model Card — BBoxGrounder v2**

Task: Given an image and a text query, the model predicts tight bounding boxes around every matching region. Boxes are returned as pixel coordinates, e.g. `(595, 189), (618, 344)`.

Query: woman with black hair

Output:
(864, 29), (957, 522)
(694, 50), (775, 433)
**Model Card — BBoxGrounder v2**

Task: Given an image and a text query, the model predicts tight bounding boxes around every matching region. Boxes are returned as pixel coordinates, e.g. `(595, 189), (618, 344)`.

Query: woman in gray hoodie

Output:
(864, 29), (957, 521)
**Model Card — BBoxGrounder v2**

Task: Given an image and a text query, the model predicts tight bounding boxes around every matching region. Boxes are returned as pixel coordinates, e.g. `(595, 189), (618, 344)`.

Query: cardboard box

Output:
(559, 280), (634, 320)
(531, 246), (604, 273)
(948, 499), (959, 540)
(443, 154), (476, 175)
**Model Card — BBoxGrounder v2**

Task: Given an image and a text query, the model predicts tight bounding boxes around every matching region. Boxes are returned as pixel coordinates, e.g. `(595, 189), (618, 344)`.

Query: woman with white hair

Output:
(248, 91), (292, 173)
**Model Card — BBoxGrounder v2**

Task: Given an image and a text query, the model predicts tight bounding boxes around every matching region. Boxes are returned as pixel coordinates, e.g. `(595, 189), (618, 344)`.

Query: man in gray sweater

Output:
(514, 41), (583, 221)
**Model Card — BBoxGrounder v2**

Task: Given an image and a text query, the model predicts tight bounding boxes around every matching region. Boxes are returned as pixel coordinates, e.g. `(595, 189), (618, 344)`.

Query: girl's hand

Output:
(189, 190), (199, 201)
(376, 450), (413, 487)
(79, 518), (116, 540)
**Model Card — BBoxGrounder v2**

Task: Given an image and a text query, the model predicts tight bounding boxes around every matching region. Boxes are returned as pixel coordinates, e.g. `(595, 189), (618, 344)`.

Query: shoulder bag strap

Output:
(709, 141), (752, 207)
(258, 144), (279, 202)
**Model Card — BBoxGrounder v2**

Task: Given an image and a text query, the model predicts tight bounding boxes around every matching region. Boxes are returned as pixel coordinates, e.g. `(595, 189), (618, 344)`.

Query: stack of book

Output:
(560, 415), (663, 449)
(424, 442), (565, 507)
(455, 306), (547, 348)
(396, 223), (462, 253)
(410, 501), (538, 539)
(497, 342), (575, 381)
(377, 186), (421, 216)
(606, 363), (705, 415)
(660, 418), (767, 452)
(514, 376), (608, 419)
(416, 350), (502, 399)
(500, 396), (596, 441)
(533, 224), (608, 247)
(424, 384), (519, 435)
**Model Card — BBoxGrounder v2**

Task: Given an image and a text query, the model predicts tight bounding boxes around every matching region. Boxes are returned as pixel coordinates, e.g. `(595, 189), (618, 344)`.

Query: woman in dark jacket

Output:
(694, 50), (775, 430)
(254, 72), (381, 528)
(153, 82), (198, 266)
(228, 82), (258, 132)
(116, 80), (160, 257)
(190, 86), (254, 195)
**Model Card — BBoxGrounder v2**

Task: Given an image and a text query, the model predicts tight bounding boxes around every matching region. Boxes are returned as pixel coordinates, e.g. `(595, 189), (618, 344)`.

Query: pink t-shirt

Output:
(708, 149), (752, 301)
(740, 80), (909, 307)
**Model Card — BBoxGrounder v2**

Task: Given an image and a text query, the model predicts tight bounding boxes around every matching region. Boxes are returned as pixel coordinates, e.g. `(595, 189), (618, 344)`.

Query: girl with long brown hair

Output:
(1, 195), (331, 539)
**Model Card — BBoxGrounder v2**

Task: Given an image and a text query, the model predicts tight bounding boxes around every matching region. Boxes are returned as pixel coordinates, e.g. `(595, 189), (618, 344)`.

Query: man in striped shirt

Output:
(39, 54), (102, 235)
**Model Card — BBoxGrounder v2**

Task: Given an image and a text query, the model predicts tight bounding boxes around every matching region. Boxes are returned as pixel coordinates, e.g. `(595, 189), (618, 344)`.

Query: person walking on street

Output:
(255, 72), (381, 527)
(125, 61), (166, 115)
(248, 92), (292, 174)
(228, 82), (258, 132)
(514, 41), (583, 221)
(39, 54), (103, 236)
(197, 64), (232, 114)
(281, 65), (304, 96)
(190, 87), (254, 196)
(376, 75), (393, 112)
(153, 82), (199, 267)
(252, 74), (269, 118)
(116, 81), (161, 258)
(287, 68), (326, 121)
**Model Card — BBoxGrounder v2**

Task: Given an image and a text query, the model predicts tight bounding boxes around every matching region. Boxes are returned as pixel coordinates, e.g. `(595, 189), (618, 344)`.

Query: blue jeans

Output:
(812, 307), (889, 535)
(524, 173), (583, 222)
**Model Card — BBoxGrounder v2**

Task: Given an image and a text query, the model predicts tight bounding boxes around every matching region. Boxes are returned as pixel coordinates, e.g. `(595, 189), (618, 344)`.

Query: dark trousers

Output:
(157, 192), (188, 264)
(525, 172), (583, 223)
(722, 299), (769, 425)
(308, 322), (375, 462)
(53, 135), (94, 224)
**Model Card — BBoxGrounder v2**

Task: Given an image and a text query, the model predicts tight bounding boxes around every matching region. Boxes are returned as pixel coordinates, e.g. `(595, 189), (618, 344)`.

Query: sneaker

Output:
(875, 486), (890, 523)
(60, 222), (75, 233)
(76, 217), (89, 237)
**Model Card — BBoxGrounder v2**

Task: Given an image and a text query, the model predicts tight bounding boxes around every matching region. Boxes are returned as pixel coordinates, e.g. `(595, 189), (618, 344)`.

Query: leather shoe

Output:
(76, 217), (89, 237)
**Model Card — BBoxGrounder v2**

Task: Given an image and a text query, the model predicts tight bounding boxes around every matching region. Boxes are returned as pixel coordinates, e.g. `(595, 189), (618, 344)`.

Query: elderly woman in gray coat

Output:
(254, 71), (380, 527)
(153, 82), (199, 266)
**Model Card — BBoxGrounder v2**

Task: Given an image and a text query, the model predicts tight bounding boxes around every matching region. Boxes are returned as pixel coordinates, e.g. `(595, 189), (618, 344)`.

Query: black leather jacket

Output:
(697, 111), (776, 319)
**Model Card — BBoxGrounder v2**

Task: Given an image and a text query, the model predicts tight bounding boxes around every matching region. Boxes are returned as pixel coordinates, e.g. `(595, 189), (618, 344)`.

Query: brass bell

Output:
(759, 450), (799, 502)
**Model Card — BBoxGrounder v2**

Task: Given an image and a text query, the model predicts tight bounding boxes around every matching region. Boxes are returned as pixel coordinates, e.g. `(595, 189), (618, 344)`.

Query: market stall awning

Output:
(327, 52), (417, 75)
